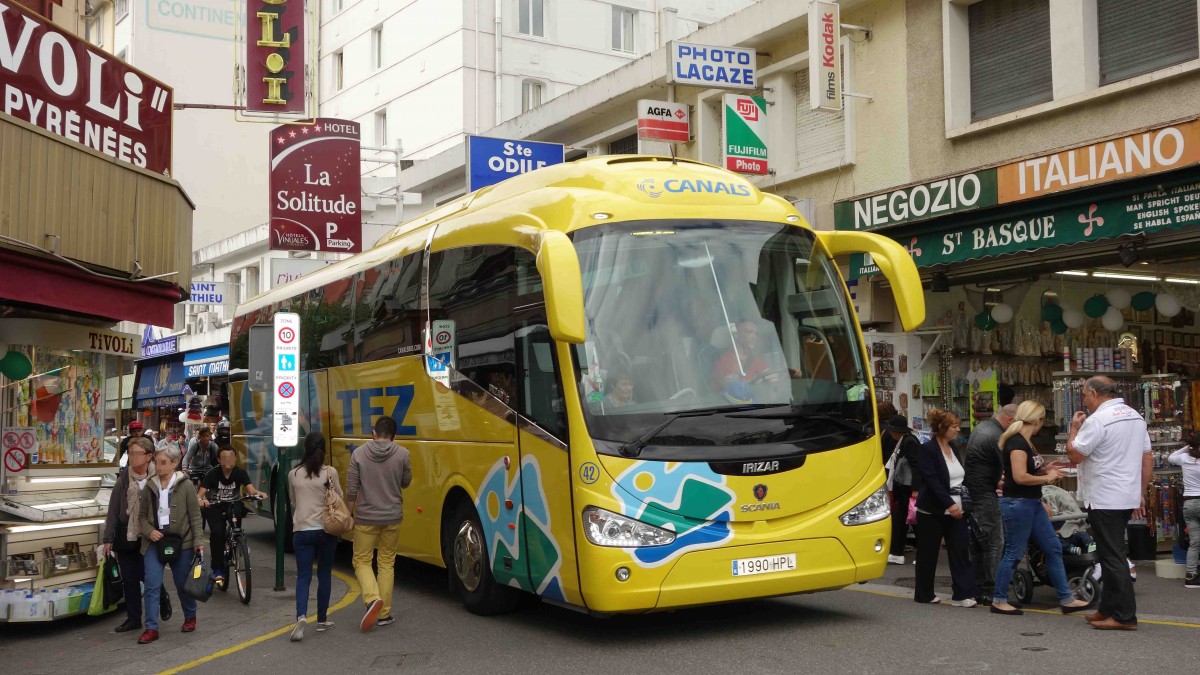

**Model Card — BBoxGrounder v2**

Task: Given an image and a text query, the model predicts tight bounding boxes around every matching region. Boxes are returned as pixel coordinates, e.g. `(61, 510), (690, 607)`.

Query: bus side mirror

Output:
(537, 230), (586, 344)
(816, 231), (926, 332)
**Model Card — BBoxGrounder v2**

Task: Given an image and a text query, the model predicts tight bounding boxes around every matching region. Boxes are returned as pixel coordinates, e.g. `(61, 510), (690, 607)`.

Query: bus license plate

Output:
(731, 554), (796, 577)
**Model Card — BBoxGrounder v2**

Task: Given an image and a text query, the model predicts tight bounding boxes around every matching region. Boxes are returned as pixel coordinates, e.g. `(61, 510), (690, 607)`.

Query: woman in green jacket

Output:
(136, 442), (204, 645)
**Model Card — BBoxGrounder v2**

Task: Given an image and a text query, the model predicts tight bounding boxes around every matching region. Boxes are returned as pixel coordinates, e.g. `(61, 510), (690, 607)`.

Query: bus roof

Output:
(237, 156), (801, 317)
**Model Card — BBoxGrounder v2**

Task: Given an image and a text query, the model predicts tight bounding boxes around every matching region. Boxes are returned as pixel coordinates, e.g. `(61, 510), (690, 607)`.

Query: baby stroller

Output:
(1009, 510), (1101, 605)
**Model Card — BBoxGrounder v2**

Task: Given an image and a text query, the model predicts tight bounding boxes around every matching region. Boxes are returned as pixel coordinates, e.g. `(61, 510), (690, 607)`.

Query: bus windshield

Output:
(571, 220), (872, 459)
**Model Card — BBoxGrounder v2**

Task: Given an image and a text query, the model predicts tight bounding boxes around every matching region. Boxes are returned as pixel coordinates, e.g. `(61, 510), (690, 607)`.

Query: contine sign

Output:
(667, 42), (756, 89)
(273, 312), (300, 447)
(467, 135), (564, 191)
(723, 95), (768, 175)
(636, 100), (690, 143)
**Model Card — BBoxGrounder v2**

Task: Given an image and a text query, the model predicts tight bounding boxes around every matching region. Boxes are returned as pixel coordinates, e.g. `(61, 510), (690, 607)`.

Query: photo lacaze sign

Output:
(0, 0), (173, 173)
(269, 118), (362, 253)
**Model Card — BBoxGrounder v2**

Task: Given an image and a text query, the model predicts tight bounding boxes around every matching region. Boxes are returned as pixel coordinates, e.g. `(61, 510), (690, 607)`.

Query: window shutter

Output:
(793, 68), (845, 170)
(1098, 0), (1198, 86)
(968, 0), (1053, 122)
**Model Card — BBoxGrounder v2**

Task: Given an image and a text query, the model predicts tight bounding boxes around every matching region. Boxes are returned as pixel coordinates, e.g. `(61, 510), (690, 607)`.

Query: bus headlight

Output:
(839, 486), (891, 526)
(583, 506), (676, 547)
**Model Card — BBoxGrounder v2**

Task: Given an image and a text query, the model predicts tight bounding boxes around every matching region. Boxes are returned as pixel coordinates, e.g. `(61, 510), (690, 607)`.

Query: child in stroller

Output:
(1008, 485), (1102, 605)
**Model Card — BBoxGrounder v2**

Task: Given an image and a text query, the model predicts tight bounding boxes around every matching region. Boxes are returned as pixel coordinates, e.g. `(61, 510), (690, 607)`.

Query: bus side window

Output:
(356, 253), (423, 362)
(428, 246), (517, 408)
(515, 250), (566, 439)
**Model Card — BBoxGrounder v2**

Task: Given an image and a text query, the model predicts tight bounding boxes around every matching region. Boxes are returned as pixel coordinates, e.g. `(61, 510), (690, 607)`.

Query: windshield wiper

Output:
(617, 405), (775, 457)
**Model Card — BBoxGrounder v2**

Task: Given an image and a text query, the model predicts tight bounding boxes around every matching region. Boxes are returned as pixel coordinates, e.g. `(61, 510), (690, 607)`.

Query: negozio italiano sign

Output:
(723, 95), (768, 175)
(835, 170), (998, 230)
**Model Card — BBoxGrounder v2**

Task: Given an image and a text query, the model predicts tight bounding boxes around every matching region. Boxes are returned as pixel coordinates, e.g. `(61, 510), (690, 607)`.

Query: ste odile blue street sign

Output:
(467, 135), (565, 191)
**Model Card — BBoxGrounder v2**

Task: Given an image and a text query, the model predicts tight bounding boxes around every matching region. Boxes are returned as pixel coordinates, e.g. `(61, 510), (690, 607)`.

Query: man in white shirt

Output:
(1066, 376), (1152, 631)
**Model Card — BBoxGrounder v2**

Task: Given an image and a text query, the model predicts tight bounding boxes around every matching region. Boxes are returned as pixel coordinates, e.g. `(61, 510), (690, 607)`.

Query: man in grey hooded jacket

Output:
(346, 415), (413, 632)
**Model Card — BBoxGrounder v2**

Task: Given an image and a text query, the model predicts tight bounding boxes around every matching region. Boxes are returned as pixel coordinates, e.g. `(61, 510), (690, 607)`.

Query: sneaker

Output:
(290, 617), (305, 642)
(1184, 573), (1199, 589)
(377, 615), (396, 627)
(137, 629), (159, 645)
(360, 599), (383, 633)
(181, 617), (196, 633)
(949, 598), (978, 608)
(974, 596), (993, 606)
(887, 554), (905, 565)
(315, 621), (335, 632)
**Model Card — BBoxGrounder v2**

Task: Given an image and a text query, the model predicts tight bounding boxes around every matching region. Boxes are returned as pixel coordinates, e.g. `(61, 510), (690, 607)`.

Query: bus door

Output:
(512, 251), (581, 607)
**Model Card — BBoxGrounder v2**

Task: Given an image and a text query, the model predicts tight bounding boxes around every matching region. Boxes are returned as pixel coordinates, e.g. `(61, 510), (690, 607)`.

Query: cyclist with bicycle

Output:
(197, 446), (262, 587)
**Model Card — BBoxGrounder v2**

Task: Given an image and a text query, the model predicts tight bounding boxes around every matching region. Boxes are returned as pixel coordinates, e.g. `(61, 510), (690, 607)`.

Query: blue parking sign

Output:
(467, 135), (564, 191)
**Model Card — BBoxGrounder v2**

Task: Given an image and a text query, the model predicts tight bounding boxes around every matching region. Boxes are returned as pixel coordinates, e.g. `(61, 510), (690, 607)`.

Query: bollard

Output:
(274, 445), (288, 592)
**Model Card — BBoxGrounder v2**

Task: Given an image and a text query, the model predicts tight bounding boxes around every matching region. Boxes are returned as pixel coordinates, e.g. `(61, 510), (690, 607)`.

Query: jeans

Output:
(967, 494), (1004, 598)
(1184, 500), (1200, 575)
(914, 510), (977, 602)
(993, 497), (1074, 604)
(115, 548), (144, 624)
(294, 529), (339, 622)
(1090, 508), (1137, 623)
(143, 546), (197, 631)
(352, 523), (402, 619)
(890, 484), (914, 556)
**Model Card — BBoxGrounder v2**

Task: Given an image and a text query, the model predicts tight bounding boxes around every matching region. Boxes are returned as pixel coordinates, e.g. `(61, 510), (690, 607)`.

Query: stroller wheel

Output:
(1070, 569), (1101, 604)
(1011, 569), (1035, 606)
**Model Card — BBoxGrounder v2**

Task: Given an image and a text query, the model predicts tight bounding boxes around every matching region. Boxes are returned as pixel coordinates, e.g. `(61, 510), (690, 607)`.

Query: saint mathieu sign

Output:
(245, 0), (306, 115)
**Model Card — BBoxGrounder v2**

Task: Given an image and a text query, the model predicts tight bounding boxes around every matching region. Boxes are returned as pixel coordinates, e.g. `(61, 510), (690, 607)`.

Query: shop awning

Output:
(850, 169), (1200, 279)
(183, 346), (230, 378)
(0, 249), (185, 327)
(134, 357), (187, 408)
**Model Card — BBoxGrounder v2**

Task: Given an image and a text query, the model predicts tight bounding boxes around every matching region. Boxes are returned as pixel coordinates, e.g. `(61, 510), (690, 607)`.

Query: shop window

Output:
(612, 6), (636, 53)
(1098, 0), (1199, 86)
(608, 132), (638, 155)
(354, 253), (424, 362)
(968, 0), (1053, 122)
(6, 347), (116, 464)
(519, 0), (545, 37)
(428, 246), (517, 409)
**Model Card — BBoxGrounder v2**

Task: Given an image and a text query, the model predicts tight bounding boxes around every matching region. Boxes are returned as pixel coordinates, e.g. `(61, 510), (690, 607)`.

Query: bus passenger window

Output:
(515, 251), (566, 439)
(356, 253), (423, 362)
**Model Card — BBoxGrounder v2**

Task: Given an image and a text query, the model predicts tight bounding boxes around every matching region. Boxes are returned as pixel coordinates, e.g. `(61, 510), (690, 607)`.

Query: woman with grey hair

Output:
(136, 441), (204, 644)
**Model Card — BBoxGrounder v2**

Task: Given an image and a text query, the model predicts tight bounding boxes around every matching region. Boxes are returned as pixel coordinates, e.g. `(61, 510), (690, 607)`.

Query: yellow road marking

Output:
(846, 584), (1200, 628)
(157, 569), (362, 675)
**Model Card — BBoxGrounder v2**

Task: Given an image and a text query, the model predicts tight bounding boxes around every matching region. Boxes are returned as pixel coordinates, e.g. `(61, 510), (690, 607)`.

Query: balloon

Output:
(1050, 319), (1068, 335)
(1105, 288), (1131, 310)
(0, 351), (33, 380)
(1041, 304), (1063, 322)
(1156, 293), (1182, 318)
(1062, 306), (1085, 329)
(1131, 291), (1156, 311)
(1084, 295), (1110, 318)
(975, 311), (996, 331)
(1101, 306), (1124, 332)
(990, 303), (1014, 324)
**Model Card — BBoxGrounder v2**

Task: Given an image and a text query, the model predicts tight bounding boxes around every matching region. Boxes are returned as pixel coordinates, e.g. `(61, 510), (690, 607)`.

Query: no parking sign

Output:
(2, 427), (36, 477)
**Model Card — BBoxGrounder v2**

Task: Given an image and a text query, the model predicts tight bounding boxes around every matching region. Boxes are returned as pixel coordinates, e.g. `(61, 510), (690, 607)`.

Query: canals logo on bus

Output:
(637, 178), (752, 199)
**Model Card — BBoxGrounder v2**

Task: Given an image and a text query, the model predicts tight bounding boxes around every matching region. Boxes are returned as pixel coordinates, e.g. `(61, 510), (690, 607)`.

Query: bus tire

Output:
(446, 501), (520, 616)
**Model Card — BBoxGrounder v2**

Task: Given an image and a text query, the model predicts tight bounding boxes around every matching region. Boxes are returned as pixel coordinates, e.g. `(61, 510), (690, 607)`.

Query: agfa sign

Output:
(636, 100), (690, 143)
(269, 118), (362, 253)
(723, 95), (768, 175)
(0, 1), (173, 173)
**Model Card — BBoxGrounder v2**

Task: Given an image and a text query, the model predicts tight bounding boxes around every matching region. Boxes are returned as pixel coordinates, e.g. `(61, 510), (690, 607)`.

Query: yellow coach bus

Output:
(228, 156), (924, 615)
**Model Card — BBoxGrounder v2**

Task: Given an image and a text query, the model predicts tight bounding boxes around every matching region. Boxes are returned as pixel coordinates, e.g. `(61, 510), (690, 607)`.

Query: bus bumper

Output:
(584, 517), (891, 613)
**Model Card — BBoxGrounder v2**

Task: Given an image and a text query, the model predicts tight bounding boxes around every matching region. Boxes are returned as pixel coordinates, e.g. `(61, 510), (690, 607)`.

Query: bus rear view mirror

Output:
(815, 231), (926, 332)
(537, 230), (586, 344)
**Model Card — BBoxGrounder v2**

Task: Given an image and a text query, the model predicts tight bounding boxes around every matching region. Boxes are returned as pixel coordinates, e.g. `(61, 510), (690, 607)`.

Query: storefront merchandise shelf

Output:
(1150, 441), (1186, 447)
(1051, 371), (1140, 378)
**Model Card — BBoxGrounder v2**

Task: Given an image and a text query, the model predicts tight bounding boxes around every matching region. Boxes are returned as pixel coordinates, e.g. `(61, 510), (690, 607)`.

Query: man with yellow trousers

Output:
(346, 416), (413, 632)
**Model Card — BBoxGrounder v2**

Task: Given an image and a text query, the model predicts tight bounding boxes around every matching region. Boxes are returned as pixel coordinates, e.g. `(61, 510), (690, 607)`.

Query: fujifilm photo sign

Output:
(667, 41), (756, 89)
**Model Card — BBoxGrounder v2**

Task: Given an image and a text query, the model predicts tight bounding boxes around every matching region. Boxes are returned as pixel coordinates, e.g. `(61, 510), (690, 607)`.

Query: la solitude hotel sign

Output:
(269, 118), (362, 253)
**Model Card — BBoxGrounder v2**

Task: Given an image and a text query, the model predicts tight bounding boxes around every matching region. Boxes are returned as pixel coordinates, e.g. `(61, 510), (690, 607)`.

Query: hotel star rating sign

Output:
(273, 312), (300, 447)
(269, 119), (362, 253)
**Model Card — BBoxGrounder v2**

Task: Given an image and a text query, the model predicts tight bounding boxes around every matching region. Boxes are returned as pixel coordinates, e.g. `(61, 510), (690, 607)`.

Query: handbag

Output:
(156, 532), (184, 563)
(905, 494), (918, 526)
(87, 554), (120, 616)
(322, 475), (354, 536)
(102, 552), (123, 603)
(182, 552), (215, 602)
(951, 484), (973, 513)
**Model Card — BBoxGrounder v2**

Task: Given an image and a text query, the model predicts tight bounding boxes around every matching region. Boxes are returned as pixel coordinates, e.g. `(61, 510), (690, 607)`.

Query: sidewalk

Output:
(873, 548), (1200, 625)
(0, 516), (354, 675)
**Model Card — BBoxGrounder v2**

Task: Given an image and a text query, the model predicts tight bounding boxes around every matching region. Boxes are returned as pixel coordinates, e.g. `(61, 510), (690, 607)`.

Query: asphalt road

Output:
(3, 517), (1199, 675)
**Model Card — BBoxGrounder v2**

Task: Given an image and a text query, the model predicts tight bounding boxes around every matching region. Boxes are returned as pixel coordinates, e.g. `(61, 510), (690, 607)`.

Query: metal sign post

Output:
(273, 312), (300, 590)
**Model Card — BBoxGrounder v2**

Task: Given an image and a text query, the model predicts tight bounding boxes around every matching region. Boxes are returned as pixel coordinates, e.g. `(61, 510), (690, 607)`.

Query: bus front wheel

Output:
(447, 502), (519, 615)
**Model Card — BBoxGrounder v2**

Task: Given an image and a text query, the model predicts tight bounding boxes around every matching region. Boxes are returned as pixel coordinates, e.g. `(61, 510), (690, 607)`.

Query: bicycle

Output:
(204, 493), (264, 604)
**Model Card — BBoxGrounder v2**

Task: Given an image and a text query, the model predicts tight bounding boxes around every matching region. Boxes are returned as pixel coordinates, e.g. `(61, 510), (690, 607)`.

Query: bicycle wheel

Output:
(234, 535), (252, 604)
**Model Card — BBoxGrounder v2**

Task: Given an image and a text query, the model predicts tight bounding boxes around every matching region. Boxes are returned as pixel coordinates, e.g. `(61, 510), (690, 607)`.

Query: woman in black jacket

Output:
(913, 409), (978, 606)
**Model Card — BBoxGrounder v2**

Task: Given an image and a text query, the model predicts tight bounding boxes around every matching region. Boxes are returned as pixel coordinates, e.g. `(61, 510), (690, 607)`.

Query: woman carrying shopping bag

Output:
(136, 443), (204, 645)
(288, 432), (345, 642)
